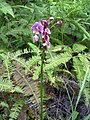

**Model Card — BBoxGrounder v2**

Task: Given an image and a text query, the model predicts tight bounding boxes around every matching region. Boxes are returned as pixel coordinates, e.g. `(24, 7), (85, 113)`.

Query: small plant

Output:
(31, 17), (62, 119)
(0, 0), (90, 119)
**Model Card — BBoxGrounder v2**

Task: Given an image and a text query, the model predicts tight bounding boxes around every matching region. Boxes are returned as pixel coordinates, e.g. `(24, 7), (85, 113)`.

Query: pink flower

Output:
(41, 17), (54, 27)
(48, 17), (54, 21)
(45, 28), (51, 34)
(33, 34), (39, 41)
(54, 20), (62, 26)
(41, 28), (51, 48)
(56, 20), (62, 25)
(40, 19), (49, 27)
(31, 22), (44, 34)
(31, 17), (62, 48)
(43, 34), (50, 48)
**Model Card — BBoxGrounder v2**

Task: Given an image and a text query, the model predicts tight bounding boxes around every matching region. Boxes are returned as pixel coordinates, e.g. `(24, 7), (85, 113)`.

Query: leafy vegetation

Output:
(0, 0), (90, 120)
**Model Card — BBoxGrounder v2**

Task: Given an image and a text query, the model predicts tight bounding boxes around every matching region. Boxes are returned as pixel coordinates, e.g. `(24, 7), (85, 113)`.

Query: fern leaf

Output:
(6, 27), (30, 36)
(0, 1), (14, 17)
(73, 44), (87, 52)
(71, 20), (90, 39)
(33, 66), (41, 80)
(46, 70), (55, 83)
(73, 54), (90, 82)
(0, 77), (13, 91)
(28, 42), (41, 53)
(45, 52), (72, 70)
(9, 99), (24, 120)
(13, 68), (40, 111)
(0, 102), (9, 108)
(28, 56), (41, 68)
(73, 57), (84, 84)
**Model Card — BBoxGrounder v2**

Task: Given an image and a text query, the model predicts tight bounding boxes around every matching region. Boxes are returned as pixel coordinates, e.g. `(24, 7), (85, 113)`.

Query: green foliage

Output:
(0, 0), (14, 17)
(9, 98), (24, 120)
(45, 52), (72, 70)
(73, 53), (90, 106)
(0, 77), (13, 91)
(0, 102), (9, 108)
(13, 67), (40, 109)
(71, 110), (79, 120)
(75, 67), (89, 110)
(0, 0), (90, 119)
(73, 43), (87, 53)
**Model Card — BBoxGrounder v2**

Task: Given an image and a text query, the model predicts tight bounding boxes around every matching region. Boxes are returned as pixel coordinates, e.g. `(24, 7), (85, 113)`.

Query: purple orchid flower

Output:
(41, 17), (54, 27)
(54, 20), (62, 26)
(43, 34), (50, 48)
(48, 17), (54, 21)
(42, 28), (51, 48)
(31, 22), (44, 34)
(56, 20), (62, 25)
(40, 19), (49, 27)
(31, 17), (62, 48)
(33, 34), (39, 41)
(45, 28), (51, 34)
(41, 28), (50, 38)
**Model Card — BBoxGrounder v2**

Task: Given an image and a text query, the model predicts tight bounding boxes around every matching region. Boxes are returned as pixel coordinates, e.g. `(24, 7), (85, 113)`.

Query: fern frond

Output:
(33, 66), (41, 80)
(73, 54), (90, 83)
(9, 98), (24, 120)
(7, 27), (30, 36)
(46, 70), (55, 83)
(0, 1), (14, 17)
(73, 44), (87, 52)
(28, 42), (41, 53)
(73, 57), (84, 83)
(27, 56), (41, 69)
(45, 52), (72, 70)
(13, 68), (40, 111)
(0, 77), (13, 92)
(12, 54), (41, 73)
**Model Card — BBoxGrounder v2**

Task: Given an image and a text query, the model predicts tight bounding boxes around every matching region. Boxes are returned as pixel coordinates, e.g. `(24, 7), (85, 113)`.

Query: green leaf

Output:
(47, 70), (55, 83)
(28, 56), (41, 68)
(33, 66), (41, 80)
(75, 67), (89, 110)
(73, 44), (87, 52)
(51, 45), (72, 53)
(45, 52), (72, 70)
(71, 110), (79, 120)
(9, 99), (24, 120)
(0, 77), (13, 92)
(10, 86), (23, 94)
(0, 1), (14, 18)
(0, 102), (9, 108)
(28, 42), (40, 53)
(71, 20), (90, 39)
(73, 56), (85, 83)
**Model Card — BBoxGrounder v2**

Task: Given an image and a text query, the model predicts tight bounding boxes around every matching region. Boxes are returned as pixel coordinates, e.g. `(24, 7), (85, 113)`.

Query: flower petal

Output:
(33, 35), (39, 41)
(40, 19), (49, 26)
(45, 28), (51, 34)
(31, 22), (44, 34)
(56, 20), (62, 25)
(48, 17), (54, 21)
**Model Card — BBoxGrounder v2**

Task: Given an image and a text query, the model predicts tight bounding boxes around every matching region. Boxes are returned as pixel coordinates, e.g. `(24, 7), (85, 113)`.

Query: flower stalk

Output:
(31, 17), (62, 120)
(40, 47), (45, 120)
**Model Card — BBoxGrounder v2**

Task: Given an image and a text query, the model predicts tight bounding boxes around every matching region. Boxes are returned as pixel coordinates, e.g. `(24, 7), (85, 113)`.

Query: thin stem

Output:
(75, 67), (89, 110)
(61, 22), (64, 46)
(40, 48), (45, 120)
(64, 82), (73, 112)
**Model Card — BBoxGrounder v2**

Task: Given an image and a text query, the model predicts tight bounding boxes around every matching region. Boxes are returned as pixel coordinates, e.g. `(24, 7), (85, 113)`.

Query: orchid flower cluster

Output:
(31, 17), (62, 48)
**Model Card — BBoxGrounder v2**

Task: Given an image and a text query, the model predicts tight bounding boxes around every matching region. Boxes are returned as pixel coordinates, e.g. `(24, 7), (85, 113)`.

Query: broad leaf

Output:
(0, 1), (14, 17)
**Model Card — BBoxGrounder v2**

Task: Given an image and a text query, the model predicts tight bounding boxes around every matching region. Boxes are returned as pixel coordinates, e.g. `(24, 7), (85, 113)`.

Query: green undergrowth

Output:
(0, 0), (90, 120)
